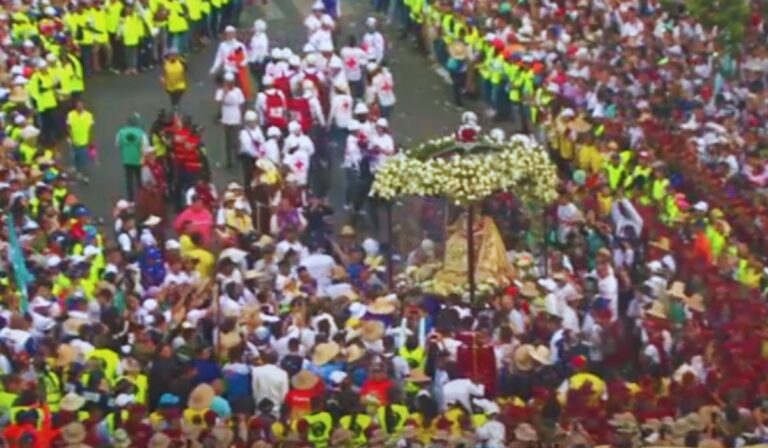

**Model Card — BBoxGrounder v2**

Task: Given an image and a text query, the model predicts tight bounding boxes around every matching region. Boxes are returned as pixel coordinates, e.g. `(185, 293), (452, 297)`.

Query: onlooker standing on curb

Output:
(66, 99), (95, 184)
(115, 114), (148, 201)
(215, 72), (245, 168)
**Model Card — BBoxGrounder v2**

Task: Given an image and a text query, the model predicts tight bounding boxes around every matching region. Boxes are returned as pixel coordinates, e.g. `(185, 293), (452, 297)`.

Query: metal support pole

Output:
(467, 204), (476, 304)
(387, 201), (394, 289)
(542, 206), (549, 277)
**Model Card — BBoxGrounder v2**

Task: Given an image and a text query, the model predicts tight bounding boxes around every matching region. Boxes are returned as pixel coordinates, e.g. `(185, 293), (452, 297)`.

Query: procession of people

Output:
(1, 0), (768, 447)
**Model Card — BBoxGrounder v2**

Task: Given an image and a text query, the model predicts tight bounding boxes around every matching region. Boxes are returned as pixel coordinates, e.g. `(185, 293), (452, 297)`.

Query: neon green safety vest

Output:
(303, 411), (333, 447)
(339, 414), (372, 447)
(29, 71), (58, 111)
(605, 164), (625, 191)
(377, 404), (409, 435)
(41, 371), (62, 412)
(651, 178), (669, 202)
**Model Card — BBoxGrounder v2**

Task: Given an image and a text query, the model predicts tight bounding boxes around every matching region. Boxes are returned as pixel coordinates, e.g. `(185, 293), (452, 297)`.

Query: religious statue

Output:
(433, 213), (513, 288)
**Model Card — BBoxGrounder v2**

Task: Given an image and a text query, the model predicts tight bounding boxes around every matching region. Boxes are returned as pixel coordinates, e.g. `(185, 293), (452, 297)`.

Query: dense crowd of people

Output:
(0, 0), (768, 447)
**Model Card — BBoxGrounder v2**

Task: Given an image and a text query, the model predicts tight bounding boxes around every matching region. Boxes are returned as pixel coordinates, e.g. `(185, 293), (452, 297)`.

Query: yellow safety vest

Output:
(122, 13), (144, 46)
(29, 71), (58, 111)
(117, 374), (149, 404)
(65, 54), (85, 93)
(509, 70), (524, 102)
(10, 405), (44, 428)
(377, 404), (409, 435)
(339, 413), (372, 447)
(167, 2), (189, 33)
(41, 371), (63, 412)
(89, 8), (109, 43)
(107, 0), (124, 34)
(624, 165), (651, 189)
(605, 164), (625, 191)
(187, 0), (202, 21)
(75, 11), (94, 45)
(303, 411), (333, 447)
(12, 12), (37, 40)
(489, 55), (504, 85)
(651, 178), (669, 202)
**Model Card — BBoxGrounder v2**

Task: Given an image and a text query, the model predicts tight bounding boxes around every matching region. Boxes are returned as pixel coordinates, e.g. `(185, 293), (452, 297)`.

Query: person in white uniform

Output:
(238, 110), (265, 188)
(209, 26), (247, 76)
(248, 20), (270, 88)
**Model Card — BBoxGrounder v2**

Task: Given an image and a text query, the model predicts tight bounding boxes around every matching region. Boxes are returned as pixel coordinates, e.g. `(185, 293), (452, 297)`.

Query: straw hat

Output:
(520, 281), (540, 298)
(667, 281), (688, 299)
(609, 412), (639, 432)
(63, 317), (88, 336)
(311, 342), (341, 366)
(515, 423), (539, 442)
(685, 293), (705, 313)
(346, 344), (366, 363)
(368, 297), (397, 315)
(406, 369), (432, 384)
(188, 383), (215, 410)
(220, 331), (242, 352)
(568, 115), (592, 133)
(514, 344), (535, 372)
(60, 392), (86, 412)
(698, 405), (722, 426)
(291, 370), (320, 390)
(649, 237), (671, 251)
(56, 344), (79, 367)
(359, 320), (385, 342)
(148, 432), (172, 448)
(239, 305), (263, 327)
(113, 429), (131, 448)
(61, 422), (87, 444)
(339, 225), (356, 237)
(529, 345), (553, 365)
(645, 301), (668, 320)
(448, 40), (468, 60)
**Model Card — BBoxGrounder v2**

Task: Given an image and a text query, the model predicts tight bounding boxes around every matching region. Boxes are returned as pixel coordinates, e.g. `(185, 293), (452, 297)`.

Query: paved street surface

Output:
(78, 0), (496, 240)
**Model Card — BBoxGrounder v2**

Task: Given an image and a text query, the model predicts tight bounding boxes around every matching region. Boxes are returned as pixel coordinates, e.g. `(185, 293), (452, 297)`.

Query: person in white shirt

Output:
(371, 65), (396, 118)
(304, 2), (334, 37)
(327, 81), (353, 146)
(283, 121), (315, 157)
(442, 378), (485, 413)
(209, 26), (248, 76)
(282, 140), (311, 188)
(264, 48), (284, 80)
(326, 58), (348, 103)
(215, 72), (245, 168)
(275, 228), (309, 261)
(308, 17), (334, 52)
(343, 120), (363, 210)
(368, 118), (395, 172)
(474, 401), (506, 448)
(362, 17), (386, 64)
(251, 351), (289, 415)
(239, 110), (264, 188)
(339, 36), (367, 98)
(248, 20), (270, 89)
(300, 245), (335, 291)
(261, 127), (283, 164)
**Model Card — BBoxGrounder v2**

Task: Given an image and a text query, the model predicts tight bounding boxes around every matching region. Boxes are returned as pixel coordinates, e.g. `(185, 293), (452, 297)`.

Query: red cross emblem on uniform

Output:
(345, 58), (356, 69)
(294, 160), (305, 171)
(381, 81), (392, 92)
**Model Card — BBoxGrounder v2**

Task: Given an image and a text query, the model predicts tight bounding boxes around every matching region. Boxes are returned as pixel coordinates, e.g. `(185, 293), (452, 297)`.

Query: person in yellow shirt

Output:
(160, 48), (187, 110)
(66, 99), (95, 184)
(183, 233), (216, 280)
(120, 3), (144, 74)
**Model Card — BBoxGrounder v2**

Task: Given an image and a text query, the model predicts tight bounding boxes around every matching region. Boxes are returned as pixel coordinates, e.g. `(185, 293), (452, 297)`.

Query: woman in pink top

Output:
(173, 196), (214, 244)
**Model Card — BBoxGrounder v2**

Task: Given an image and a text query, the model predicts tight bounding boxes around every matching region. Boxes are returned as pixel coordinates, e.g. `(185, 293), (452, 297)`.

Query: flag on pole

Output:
(5, 214), (33, 313)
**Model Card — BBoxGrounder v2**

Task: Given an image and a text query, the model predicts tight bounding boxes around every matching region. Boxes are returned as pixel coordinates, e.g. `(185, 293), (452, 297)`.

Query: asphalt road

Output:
(77, 0), (495, 245)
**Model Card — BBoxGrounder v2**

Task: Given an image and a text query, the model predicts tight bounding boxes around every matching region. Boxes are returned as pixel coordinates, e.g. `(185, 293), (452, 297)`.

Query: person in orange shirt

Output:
(691, 222), (713, 265)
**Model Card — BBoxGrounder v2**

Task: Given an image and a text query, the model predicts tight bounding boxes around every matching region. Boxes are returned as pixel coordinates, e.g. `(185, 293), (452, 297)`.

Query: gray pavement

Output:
(77, 0), (489, 230)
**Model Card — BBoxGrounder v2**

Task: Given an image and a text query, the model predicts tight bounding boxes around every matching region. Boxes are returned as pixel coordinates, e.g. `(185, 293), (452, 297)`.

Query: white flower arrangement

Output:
(371, 134), (559, 205)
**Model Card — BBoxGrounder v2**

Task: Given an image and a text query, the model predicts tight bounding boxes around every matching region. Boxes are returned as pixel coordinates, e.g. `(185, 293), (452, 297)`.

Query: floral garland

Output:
(371, 134), (560, 205)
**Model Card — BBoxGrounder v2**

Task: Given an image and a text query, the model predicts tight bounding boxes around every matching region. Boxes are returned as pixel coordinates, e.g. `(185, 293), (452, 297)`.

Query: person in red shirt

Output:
(359, 363), (395, 406)
(285, 370), (324, 421)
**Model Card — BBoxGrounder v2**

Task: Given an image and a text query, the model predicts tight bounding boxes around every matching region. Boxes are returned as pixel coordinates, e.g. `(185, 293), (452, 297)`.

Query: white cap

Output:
(244, 110), (258, 122)
(262, 75), (274, 86)
(115, 199), (132, 210)
(288, 121), (301, 133)
(375, 118), (388, 128)
(560, 108), (575, 118)
(253, 19), (266, 31)
(305, 53), (319, 67)
(302, 43), (317, 54)
(234, 199), (248, 210)
(318, 41), (334, 52)
(270, 48), (281, 59)
(267, 126), (281, 138)
(165, 239), (181, 250)
(347, 120), (361, 132)
(224, 25), (236, 33)
(45, 53), (57, 63)
(227, 181), (243, 191)
(44, 6), (56, 15)
(142, 299), (159, 312)
(329, 58), (343, 69)
(693, 201), (709, 212)
(47, 255), (62, 268)
(366, 62), (379, 72)
(223, 71), (236, 82)
(23, 40), (34, 48)
(83, 245), (102, 258)
(353, 102), (369, 115)
(366, 17), (377, 27)
(312, 0), (324, 10)
(329, 370), (348, 385)
(21, 125), (40, 140)
(462, 111), (478, 124)
(288, 55), (301, 66)
(321, 15), (334, 26)
(12, 76), (27, 86)
(37, 60), (48, 69)
(14, 114), (26, 125)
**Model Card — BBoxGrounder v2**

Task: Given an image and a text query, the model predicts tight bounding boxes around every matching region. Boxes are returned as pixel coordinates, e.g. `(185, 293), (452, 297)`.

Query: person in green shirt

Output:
(114, 113), (148, 201)
(66, 99), (95, 184)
